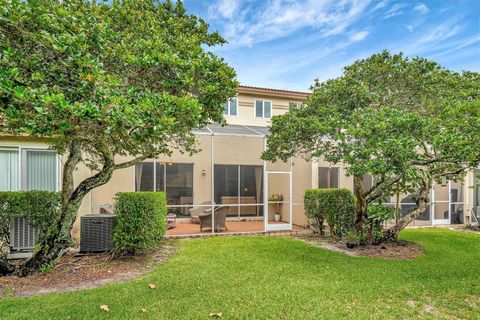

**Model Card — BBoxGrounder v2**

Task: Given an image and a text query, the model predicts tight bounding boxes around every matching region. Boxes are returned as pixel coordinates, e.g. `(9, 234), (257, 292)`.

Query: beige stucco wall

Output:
(224, 92), (303, 127)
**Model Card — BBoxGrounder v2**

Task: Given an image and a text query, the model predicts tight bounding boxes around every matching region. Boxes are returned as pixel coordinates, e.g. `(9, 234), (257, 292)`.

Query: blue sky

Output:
(183, 0), (480, 91)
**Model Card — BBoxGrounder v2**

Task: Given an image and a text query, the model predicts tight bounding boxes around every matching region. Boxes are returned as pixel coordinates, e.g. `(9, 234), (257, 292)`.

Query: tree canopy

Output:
(263, 51), (480, 242)
(0, 0), (237, 274)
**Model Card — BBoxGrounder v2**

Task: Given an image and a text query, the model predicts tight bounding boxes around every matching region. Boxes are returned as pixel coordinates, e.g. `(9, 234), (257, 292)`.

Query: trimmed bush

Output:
(0, 191), (61, 245)
(112, 192), (167, 256)
(304, 188), (355, 238)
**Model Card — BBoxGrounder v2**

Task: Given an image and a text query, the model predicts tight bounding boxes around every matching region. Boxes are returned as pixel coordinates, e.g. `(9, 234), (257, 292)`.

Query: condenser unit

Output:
(10, 215), (39, 251)
(80, 214), (116, 253)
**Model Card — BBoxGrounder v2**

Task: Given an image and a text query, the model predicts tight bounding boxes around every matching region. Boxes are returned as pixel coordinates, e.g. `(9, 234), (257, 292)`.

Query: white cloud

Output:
(414, 3), (429, 14)
(418, 21), (462, 43)
(207, 0), (372, 46)
(349, 31), (370, 41)
(405, 25), (414, 32)
(370, 0), (388, 12)
(382, 3), (406, 19)
(208, 0), (241, 19)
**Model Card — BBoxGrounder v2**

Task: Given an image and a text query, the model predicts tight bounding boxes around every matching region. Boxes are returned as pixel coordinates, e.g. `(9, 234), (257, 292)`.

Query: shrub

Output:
(0, 191), (61, 246)
(366, 204), (396, 243)
(304, 189), (356, 238)
(112, 192), (167, 256)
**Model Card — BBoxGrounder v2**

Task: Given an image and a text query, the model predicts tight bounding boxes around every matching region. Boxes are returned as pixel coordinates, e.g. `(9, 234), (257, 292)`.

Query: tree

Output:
(262, 51), (480, 243)
(0, 0), (237, 275)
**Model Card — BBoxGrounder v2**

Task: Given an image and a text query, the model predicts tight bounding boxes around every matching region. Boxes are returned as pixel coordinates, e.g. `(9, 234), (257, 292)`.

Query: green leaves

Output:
(112, 192), (167, 256)
(0, 0), (237, 165)
(265, 50), (480, 223)
(304, 189), (356, 238)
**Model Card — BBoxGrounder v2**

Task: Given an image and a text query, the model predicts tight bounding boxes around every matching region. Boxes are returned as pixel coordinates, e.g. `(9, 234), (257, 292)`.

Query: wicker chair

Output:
(188, 201), (214, 224)
(199, 206), (229, 232)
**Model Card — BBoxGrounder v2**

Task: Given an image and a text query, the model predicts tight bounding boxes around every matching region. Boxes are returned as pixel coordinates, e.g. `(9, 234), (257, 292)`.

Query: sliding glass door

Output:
(214, 165), (263, 218)
(135, 162), (193, 216)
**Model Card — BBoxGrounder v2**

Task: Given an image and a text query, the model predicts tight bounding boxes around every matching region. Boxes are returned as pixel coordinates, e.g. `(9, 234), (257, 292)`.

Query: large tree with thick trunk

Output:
(262, 51), (480, 243)
(0, 0), (237, 275)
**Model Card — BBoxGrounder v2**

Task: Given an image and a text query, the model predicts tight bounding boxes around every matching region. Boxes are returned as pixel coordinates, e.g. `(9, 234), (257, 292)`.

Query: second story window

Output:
(224, 97), (237, 116)
(255, 100), (272, 119)
(289, 101), (302, 110)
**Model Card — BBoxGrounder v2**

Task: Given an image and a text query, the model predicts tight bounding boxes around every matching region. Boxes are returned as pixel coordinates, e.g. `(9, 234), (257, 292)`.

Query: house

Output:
(1, 85), (478, 237)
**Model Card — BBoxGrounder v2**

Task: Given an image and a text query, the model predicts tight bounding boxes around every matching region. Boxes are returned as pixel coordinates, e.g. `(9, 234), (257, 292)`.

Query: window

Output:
(255, 100), (272, 119)
(362, 173), (374, 191)
(318, 167), (339, 188)
(0, 148), (19, 191)
(289, 101), (302, 110)
(224, 97), (237, 116)
(0, 147), (58, 192)
(214, 165), (263, 217)
(135, 161), (193, 206)
(24, 150), (58, 191)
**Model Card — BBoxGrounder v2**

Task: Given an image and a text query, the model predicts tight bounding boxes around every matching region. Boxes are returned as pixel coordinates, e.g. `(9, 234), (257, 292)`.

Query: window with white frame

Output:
(318, 167), (339, 188)
(0, 147), (58, 191)
(255, 99), (272, 119)
(224, 97), (238, 116)
(289, 101), (302, 110)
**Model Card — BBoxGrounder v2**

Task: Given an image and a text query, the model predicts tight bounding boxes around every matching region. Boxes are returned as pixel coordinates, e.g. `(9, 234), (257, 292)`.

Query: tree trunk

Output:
(17, 145), (116, 276)
(374, 178), (431, 245)
(353, 176), (367, 231)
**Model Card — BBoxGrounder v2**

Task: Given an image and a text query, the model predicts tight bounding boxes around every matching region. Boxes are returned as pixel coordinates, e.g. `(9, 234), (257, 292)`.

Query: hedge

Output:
(304, 188), (356, 238)
(112, 192), (167, 256)
(0, 191), (61, 245)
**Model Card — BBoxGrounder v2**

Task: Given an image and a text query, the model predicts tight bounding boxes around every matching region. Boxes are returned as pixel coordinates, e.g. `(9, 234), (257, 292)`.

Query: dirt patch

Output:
(298, 236), (424, 259)
(0, 240), (178, 297)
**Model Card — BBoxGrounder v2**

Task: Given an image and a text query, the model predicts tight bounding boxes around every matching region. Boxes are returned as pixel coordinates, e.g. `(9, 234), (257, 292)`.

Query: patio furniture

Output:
(188, 201), (214, 224)
(220, 196), (257, 216)
(167, 214), (177, 229)
(199, 206), (229, 232)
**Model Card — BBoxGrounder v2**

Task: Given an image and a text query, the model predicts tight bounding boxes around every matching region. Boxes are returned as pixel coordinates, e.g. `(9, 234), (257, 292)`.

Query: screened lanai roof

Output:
(193, 123), (269, 137)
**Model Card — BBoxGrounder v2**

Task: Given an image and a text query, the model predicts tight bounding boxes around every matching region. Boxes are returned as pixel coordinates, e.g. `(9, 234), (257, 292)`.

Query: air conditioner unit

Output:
(80, 214), (116, 253)
(10, 216), (39, 252)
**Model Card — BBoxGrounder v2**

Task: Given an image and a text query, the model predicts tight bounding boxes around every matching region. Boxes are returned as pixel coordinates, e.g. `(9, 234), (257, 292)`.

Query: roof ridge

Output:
(238, 85), (310, 96)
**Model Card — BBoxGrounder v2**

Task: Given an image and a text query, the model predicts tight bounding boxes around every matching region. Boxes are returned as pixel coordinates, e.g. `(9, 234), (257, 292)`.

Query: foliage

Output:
(112, 192), (167, 256)
(364, 204), (397, 242)
(304, 189), (355, 238)
(263, 50), (480, 241)
(0, 191), (61, 246)
(0, 0), (237, 273)
(268, 193), (283, 214)
(1, 230), (479, 319)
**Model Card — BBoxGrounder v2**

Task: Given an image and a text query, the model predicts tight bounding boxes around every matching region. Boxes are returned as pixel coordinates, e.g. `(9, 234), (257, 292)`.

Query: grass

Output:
(0, 229), (479, 319)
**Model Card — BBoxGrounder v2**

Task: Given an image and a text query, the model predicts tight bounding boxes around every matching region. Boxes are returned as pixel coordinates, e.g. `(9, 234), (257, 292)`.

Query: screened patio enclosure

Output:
(134, 123), (304, 235)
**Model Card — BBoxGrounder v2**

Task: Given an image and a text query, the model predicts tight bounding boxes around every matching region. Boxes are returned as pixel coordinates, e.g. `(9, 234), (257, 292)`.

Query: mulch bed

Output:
(0, 241), (178, 297)
(299, 236), (424, 259)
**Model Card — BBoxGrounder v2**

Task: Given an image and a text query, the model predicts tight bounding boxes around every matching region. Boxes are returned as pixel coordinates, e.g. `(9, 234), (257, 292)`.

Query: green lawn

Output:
(0, 229), (479, 319)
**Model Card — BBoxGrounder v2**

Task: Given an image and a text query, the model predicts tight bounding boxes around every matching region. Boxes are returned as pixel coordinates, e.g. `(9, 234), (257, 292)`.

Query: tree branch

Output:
(375, 177), (431, 244)
(365, 174), (402, 203)
(61, 142), (82, 208)
(114, 155), (151, 170)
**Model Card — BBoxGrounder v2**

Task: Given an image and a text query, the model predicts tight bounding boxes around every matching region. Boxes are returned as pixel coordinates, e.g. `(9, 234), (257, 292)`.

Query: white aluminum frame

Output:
(0, 145), (61, 192)
(264, 170), (292, 232)
(224, 97), (238, 117)
(254, 99), (272, 120)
